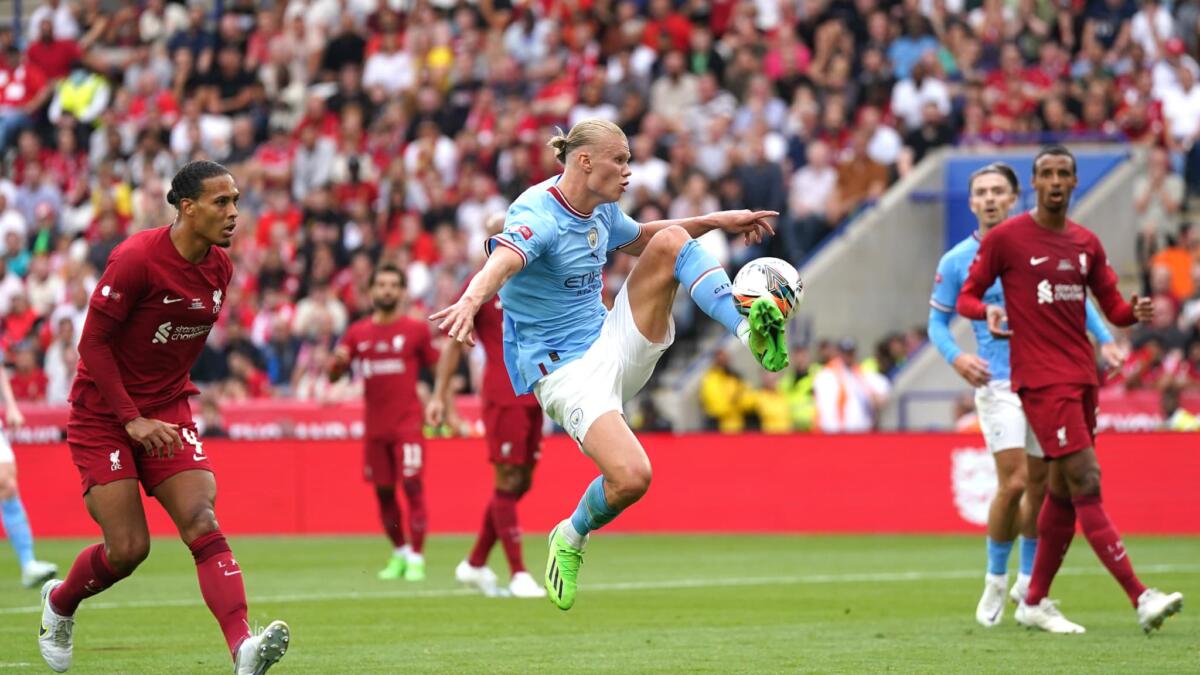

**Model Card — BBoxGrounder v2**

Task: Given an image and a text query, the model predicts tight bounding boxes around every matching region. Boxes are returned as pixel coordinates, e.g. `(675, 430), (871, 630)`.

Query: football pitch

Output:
(1, 535), (1196, 673)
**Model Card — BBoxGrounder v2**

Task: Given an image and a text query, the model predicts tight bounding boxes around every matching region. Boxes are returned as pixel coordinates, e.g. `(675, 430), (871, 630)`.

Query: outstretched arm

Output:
(620, 210), (778, 256)
(430, 246), (524, 346)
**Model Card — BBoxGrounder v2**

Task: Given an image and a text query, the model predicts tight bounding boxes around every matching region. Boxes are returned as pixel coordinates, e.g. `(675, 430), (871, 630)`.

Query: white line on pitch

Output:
(2, 563), (1197, 616)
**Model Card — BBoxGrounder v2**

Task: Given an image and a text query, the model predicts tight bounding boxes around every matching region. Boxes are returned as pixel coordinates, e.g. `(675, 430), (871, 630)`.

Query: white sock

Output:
(395, 545), (412, 558)
(736, 319), (751, 350)
(560, 519), (587, 550)
(1016, 573), (1031, 587)
(985, 572), (1007, 585)
(406, 550), (423, 563)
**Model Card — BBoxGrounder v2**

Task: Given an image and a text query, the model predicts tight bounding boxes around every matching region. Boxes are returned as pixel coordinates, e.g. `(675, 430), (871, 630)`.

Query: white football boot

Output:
(38, 579), (73, 673)
(1015, 598), (1086, 634)
(1009, 573), (1030, 605)
(455, 560), (499, 597)
(509, 571), (547, 599)
(22, 559), (58, 589)
(234, 620), (290, 675)
(1136, 588), (1183, 634)
(975, 573), (1007, 627)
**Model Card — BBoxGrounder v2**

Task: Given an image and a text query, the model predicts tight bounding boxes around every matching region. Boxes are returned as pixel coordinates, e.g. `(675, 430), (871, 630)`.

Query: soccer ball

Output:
(731, 257), (804, 319)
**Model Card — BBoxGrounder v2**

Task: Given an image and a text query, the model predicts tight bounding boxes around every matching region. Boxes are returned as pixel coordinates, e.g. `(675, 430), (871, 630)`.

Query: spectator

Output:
(829, 129), (889, 224)
(778, 344), (818, 432)
(43, 317), (76, 404)
(293, 283), (348, 340)
(197, 394), (229, 438)
(7, 343), (48, 403)
(224, 351), (271, 400)
(699, 349), (749, 433)
(745, 371), (792, 433)
(27, 0), (80, 42)
(1162, 63), (1200, 196)
(1150, 223), (1196, 302)
(889, 58), (951, 132)
(783, 140), (838, 263)
(813, 338), (891, 433)
(0, 45), (52, 154)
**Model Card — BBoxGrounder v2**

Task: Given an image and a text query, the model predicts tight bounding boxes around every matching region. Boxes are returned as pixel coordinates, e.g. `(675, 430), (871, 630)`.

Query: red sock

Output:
(375, 489), (406, 548)
(402, 478), (427, 554)
(1025, 494), (1076, 606)
(190, 531), (250, 658)
(467, 501), (497, 568)
(1073, 495), (1146, 607)
(491, 489), (525, 574)
(49, 543), (129, 616)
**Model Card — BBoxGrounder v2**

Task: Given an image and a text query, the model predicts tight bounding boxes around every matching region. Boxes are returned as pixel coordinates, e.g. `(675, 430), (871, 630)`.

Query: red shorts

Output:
(1017, 383), (1098, 458)
(67, 399), (211, 496)
(363, 433), (425, 485)
(483, 404), (543, 466)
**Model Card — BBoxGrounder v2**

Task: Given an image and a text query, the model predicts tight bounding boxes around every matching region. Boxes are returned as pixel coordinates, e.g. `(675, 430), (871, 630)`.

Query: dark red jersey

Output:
(340, 316), (438, 439)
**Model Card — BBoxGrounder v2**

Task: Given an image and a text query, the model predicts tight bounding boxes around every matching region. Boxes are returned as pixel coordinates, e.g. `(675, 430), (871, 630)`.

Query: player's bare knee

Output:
(107, 536), (150, 574)
(1066, 464), (1101, 497)
(645, 225), (689, 261)
(180, 505), (219, 543)
(610, 462), (652, 504)
(0, 477), (15, 500)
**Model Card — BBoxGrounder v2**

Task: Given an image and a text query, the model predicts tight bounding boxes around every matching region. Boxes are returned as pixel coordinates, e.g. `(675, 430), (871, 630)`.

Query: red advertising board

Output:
(7, 433), (1197, 538)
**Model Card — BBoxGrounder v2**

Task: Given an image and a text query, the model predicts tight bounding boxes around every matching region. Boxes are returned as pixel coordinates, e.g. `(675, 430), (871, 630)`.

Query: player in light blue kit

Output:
(0, 346), (58, 589)
(432, 120), (786, 610)
(928, 163), (1125, 627)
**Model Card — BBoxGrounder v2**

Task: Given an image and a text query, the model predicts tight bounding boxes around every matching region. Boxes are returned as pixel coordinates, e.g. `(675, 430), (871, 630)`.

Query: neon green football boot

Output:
(748, 297), (789, 372)
(544, 520), (585, 611)
(377, 555), (406, 580)
(403, 556), (426, 582)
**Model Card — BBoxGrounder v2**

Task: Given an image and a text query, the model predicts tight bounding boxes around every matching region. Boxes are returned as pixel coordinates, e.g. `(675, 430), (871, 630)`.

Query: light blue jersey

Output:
(928, 231), (1113, 381)
(486, 175), (642, 394)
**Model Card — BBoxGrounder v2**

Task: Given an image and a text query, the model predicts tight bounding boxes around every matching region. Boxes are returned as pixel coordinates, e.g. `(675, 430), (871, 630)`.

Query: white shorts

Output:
(534, 284), (674, 446)
(974, 380), (1044, 458)
(0, 431), (12, 464)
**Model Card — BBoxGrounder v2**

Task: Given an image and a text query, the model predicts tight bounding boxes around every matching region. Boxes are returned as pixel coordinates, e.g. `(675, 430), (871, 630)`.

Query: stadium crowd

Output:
(0, 0), (1198, 430)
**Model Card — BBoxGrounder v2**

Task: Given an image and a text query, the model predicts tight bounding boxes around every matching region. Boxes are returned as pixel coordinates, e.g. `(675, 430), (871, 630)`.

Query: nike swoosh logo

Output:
(1114, 551), (1127, 561)
(163, 297), (184, 304)
(223, 570), (242, 576)
(1030, 257), (1049, 266)
(39, 624), (47, 636)
(988, 605), (1002, 623)
(193, 453), (206, 461)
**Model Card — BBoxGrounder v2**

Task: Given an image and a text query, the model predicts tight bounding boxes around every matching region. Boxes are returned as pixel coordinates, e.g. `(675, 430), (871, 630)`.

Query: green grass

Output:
(1, 535), (1197, 673)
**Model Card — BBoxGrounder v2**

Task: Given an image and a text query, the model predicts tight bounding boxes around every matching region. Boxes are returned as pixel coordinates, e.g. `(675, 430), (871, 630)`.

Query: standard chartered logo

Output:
(153, 321), (172, 344)
(151, 322), (212, 344)
(1037, 280), (1053, 304)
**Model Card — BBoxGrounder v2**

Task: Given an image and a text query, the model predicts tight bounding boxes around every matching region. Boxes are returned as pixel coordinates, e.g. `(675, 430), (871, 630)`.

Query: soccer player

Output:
(957, 146), (1184, 634)
(431, 119), (785, 610)
(427, 213), (545, 599)
(929, 162), (1124, 627)
(0, 355), (58, 589)
(37, 161), (289, 673)
(329, 263), (438, 582)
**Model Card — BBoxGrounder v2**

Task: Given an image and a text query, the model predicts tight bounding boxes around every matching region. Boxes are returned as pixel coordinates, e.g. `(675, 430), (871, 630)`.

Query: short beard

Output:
(373, 299), (398, 313)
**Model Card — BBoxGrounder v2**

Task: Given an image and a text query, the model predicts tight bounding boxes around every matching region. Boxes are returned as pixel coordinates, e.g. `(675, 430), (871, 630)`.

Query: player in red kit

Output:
(958, 146), (1184, 635)
(427, 214), (546, 599)
(37, 162), (289, 674)
(330, 263), (439, 582)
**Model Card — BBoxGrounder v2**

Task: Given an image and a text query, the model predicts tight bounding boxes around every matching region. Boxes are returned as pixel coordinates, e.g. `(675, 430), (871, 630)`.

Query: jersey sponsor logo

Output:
(950, 446), (993, 526)
(153, 321), (172, 344)
(360, 357), (406, 378)
(162, 295), (185, 304)
(212, 289), (223, 314)
(1037, 280), (1084, 304)
(518, 225), (533, 240)
(564, 270), (602, 292)
(109, 449), (122, 471)
(1030, 256), (1050, 266)
(152, 321), (214, 344)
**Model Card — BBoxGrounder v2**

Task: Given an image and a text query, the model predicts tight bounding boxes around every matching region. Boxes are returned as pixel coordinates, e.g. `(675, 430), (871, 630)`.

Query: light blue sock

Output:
(569, 476), (621, 537)
(1, 495), (36, 567)
(673, 239), (745, 337)
(986, 538), (1013, 576)
(1018, 536), (1038, 576)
